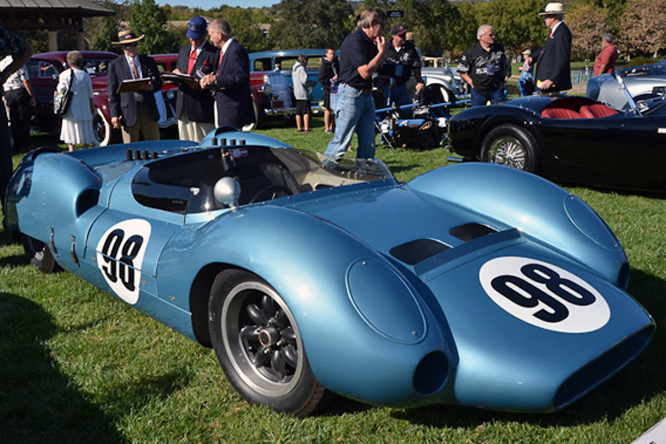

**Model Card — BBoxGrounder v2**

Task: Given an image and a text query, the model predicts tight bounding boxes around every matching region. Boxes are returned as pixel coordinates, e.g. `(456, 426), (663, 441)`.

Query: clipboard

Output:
(117, 78), (151, 94)
(161, 72), (200, 88)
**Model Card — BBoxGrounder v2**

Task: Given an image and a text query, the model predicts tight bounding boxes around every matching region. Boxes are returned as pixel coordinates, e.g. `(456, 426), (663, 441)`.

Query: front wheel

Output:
(23, 235), (58, 273)
(480, 124), (540, 172)
(208, 269), (328, 416)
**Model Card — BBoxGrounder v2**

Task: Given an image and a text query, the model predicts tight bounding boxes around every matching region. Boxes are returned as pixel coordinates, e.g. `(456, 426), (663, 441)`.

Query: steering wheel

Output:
(248, 184), (293, 204)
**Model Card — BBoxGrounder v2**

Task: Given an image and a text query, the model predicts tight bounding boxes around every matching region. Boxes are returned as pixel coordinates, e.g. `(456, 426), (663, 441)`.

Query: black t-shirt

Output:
(339, 28), (378, 90)
(457, 42), (508, 95)
(378, 41), (421, 86)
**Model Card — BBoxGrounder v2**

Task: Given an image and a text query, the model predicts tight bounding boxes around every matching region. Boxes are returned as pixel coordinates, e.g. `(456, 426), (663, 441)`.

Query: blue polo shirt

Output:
(339, 28), (378, 90)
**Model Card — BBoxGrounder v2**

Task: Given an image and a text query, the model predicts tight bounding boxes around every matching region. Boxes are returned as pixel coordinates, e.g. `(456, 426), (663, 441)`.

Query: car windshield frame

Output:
(131, 146), (394, 214)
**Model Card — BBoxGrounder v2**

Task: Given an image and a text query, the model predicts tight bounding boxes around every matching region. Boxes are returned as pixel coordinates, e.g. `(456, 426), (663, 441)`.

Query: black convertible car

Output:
(447, 76), (666, 193)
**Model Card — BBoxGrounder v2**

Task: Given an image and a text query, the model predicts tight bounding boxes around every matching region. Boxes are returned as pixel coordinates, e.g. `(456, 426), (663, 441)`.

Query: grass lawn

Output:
(1, 120), (665, 443)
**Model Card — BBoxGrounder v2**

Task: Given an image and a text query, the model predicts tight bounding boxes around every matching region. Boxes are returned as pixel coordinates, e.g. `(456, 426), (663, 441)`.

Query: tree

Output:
(567, 4), (608, 63)
(269, 0), (355, 49)
(618, 0), (666, 57)
(129, 0), (180, 54)
(86, 0), (131, 53)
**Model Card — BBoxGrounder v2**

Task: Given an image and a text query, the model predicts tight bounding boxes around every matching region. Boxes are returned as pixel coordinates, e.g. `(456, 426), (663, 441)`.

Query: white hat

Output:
(539, 2), (568, 15)
(522, 49), (531, 55)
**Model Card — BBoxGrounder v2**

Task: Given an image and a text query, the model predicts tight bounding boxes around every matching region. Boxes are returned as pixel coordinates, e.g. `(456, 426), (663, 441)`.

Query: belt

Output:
(346, 84), (372, 94)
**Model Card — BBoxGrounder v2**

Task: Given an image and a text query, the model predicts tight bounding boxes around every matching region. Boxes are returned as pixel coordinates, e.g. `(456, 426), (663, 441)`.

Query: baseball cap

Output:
(187, 16), (207, 40)
(391, 24), (408, 36)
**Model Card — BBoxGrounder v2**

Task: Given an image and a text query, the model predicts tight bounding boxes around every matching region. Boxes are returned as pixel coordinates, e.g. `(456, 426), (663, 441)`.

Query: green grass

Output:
(1, 121), (665, 443)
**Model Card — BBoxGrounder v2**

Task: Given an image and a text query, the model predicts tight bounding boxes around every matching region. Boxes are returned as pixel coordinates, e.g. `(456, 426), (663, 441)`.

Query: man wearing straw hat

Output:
(108, 29), (163, 143)
(534, 2), (572, 93)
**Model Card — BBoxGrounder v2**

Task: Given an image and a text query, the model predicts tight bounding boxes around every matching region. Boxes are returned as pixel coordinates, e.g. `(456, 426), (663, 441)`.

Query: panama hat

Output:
(539, 2), (568, 15)
(112, 29), (145, 45)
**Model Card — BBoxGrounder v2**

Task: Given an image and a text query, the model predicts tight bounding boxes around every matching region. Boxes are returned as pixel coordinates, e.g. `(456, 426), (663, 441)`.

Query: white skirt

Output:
(60, 119), (97, 145)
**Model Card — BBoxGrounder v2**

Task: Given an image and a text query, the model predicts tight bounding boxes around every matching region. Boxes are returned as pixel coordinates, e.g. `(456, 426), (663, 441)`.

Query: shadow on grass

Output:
(392, 269), (666, 429)
(0, 293), (127, 444)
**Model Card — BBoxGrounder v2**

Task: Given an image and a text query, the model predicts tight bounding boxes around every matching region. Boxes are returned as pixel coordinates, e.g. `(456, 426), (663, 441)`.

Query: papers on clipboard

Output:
(161, 72), (199, 88)
(116, 78), (151, 94)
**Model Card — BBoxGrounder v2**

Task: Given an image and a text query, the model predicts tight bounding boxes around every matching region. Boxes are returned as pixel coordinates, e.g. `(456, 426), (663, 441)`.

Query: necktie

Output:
(187, 47), (196, 75)
(130, 57), (140, 79)
(218, 51), (224, 70)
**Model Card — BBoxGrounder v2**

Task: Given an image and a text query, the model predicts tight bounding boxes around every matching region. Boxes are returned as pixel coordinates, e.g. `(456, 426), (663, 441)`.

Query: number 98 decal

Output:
(96, 219), (151, 305)
(479, 257), (610, 333)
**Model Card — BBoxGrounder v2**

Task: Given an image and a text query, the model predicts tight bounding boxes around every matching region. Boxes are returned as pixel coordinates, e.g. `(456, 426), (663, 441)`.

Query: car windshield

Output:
(132, 146), (393, 214)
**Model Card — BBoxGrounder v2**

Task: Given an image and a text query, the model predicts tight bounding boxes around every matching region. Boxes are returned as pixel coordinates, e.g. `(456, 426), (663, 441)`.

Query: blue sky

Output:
(158, 0), (279, 8)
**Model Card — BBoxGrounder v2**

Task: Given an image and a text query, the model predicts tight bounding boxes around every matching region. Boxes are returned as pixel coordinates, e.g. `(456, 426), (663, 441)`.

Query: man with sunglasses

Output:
(458, 25), (509, 107)
(108, 29), (163, 143)
(324, 7), (387, 161)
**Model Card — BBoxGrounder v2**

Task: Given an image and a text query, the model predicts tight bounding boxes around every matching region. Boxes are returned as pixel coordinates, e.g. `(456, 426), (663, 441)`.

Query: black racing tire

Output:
(480, 124), (540, 172)
(22, 235), (58, 274)
(208, 269), (328, 416)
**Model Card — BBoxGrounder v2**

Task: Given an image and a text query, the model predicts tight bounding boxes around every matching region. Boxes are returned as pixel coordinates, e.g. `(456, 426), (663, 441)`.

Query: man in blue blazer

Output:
(200, 18), (254, 129)
(173, 16), (219, 142)
(108, 29), (163, 142)
(534, 2), (572, 93)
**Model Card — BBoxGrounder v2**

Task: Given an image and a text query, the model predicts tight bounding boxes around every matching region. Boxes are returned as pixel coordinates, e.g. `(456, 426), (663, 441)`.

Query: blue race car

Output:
(4, 128), (654, 416)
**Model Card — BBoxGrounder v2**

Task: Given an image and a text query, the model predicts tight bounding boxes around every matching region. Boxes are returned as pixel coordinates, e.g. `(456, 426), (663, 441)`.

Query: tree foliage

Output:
(269, 0), (355, 50)
(567, 3), (608, 61)
(129, 0), (181, 54)
(618, 0), (666, 57)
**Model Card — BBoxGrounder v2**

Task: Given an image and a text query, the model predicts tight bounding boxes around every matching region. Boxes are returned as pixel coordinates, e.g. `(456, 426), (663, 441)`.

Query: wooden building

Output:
(0, 0), (114, 51)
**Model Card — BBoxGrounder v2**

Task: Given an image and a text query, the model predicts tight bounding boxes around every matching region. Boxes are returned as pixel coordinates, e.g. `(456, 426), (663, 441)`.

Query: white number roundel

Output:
(479, 256), (610, 333)
(96, 219), (151, 305)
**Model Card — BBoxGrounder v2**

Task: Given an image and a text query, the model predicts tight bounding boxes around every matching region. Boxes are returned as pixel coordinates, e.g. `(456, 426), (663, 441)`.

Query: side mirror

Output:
(214, 177), (241, 211)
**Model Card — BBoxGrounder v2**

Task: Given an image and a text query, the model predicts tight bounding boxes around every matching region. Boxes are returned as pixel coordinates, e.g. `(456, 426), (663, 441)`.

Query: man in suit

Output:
(172, 16), (218, 142)
(199, 19), (254, 129)
(108, 29), (163, 143)
(534, 2), (572, 93)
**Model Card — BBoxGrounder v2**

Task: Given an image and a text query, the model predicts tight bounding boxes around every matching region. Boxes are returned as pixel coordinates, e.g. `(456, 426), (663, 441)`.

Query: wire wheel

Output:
(486, 136), (527, 169)
(481, 124), (540, 172)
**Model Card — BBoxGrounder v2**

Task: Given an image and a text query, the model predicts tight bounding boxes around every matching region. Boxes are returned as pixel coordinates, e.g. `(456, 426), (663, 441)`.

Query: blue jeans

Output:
(470, 87), (507, 107)
(324, 83), (377, 160)
(381, 83), (412, 119)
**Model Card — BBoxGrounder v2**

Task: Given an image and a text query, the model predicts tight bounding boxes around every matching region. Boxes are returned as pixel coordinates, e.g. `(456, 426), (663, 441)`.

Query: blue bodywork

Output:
(5, 127), (654, 412)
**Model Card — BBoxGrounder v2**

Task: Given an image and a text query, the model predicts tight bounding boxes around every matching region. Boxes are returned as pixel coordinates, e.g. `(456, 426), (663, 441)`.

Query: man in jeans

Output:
(458, 24), (509, 107)
(324, 7), (387, 161)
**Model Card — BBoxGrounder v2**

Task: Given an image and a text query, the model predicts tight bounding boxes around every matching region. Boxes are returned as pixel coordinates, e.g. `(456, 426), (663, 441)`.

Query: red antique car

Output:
(27, 51), (178, 146)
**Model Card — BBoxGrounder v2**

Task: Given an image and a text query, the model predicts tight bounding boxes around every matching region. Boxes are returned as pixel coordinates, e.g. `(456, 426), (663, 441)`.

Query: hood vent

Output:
(390, 239), (451, 265)
(449, 223), (497, 242)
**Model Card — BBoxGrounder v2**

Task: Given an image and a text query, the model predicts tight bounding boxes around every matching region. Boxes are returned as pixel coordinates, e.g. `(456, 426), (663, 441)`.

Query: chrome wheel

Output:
(487, 136), (527, 170)
(221, 280), (303, 397)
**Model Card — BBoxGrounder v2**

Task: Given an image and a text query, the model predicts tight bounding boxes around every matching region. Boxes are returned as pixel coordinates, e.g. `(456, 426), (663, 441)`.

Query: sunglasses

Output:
(122, 42), (138, 48)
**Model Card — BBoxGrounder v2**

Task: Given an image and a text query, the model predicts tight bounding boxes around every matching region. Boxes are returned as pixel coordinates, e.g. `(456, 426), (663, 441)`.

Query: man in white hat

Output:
(108, 29), (163, 143)
(534, 2), (571, 93)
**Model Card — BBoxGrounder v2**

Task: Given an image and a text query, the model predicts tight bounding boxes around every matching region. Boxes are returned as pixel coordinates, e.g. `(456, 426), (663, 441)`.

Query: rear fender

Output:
(408, 163), (628, 287)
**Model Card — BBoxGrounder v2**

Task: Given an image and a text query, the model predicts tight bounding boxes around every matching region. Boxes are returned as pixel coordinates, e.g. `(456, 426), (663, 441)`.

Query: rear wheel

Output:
(208, 269), (328, 416)
(480, 124), (540, 172)
(93, 109), (121, 146)
(22, 236), (58, 273)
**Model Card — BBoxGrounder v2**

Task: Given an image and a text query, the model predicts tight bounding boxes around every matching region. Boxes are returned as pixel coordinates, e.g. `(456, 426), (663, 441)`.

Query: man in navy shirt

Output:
(324, 7), (387, 161)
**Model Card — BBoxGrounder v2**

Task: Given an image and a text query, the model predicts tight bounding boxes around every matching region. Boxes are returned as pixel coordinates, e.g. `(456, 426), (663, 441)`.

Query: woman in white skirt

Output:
(57, 51), (96, 151)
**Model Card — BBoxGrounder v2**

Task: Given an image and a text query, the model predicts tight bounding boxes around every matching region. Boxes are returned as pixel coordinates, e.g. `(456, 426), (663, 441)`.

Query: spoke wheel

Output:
(209, 270), (328, 416)
(481, 124), (540, 172)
